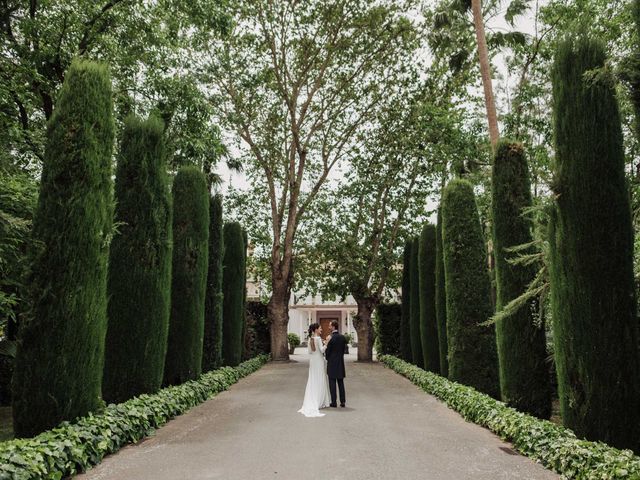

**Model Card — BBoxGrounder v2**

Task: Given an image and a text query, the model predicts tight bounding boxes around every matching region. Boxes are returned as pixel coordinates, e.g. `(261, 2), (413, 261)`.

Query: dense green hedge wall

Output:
(163, 167), (210, 386)
(434, 209), (448, 377)
(409, 238), (423, 368)
(441, 179), (499, 398)
(376, 303), (401, 356)
(400, 241), (413, 361)
(222, 222), (246, 367)
(203, 194), (224, 372)
(0, 356), (269, 479)
(491, 141), (551, 419)
(103, 115), (172, 404)
(12, 60), (115, 438)
(244, 301), (271, 359)
(380, 355), (640, 480)
(550, 36), (640, 450)
(418, 224), (440, 374)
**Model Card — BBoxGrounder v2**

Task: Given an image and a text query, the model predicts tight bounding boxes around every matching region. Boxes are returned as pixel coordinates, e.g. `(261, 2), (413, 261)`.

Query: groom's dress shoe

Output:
(340, 404), (345, 408)
(329, 403), (337, 408)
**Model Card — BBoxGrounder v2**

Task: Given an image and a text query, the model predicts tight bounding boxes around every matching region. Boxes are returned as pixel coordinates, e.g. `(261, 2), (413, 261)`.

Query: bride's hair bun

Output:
(308, 322), (320, 338)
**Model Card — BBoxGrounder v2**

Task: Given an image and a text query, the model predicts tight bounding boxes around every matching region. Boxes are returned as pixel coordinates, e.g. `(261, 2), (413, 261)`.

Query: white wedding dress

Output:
(298, 336), (331, 417)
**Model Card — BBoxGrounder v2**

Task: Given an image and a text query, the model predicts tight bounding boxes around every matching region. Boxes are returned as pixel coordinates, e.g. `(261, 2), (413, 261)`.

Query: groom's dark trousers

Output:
(325, 331), (347, 406)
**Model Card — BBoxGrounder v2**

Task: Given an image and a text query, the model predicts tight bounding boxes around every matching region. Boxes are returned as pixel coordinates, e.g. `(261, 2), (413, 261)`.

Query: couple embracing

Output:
(297, 320), (347, 417)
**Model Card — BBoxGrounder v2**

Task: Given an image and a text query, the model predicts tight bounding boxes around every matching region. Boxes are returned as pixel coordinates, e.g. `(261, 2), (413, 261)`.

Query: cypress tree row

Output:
(103, 115), (172, 404)
(549, 36), (640, 450)
(163, 166), (210, 386)
(400, 240), (413, 361)
(202, 194), (224, 372)
(409, 238), (423, 368)
(441, 179), (499, 398)
(222, 222), (246, 367)
(12, 60), (115, 437)
(418, 224), (440, 374)
(491, 140), (551, 418)
(435, 209), (449, 377)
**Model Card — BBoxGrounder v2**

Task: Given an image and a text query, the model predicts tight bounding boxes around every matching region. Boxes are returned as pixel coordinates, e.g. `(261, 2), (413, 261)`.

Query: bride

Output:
(298, 323), (331, 417)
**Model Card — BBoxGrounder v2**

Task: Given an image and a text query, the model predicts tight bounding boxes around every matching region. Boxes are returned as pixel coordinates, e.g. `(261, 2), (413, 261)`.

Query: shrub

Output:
(400, 241), (413, 361)
(203, 194), (224, 372)
(435, 209), (449, 377)
(288, 333), (301, 350)
(222, 222), (246, 366)
(103, 115), (172, 404)
(549, 35), (640, 450)
(409, 238), (423, 368)
(380, 355), (640, 480)
(375, 303), (401, 356)
(441, 179), (499, 398)
(12, 60), (115, 437)
(163, 167), (210, 386)
(491, 141), (551, 418)
(0, 356), (269, 479)
(418, 223), (440, 374)
(244, 301), (270, 359)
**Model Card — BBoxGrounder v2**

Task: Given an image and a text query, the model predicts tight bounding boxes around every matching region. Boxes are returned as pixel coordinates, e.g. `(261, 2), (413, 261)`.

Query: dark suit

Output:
(325, 330), (346, 406)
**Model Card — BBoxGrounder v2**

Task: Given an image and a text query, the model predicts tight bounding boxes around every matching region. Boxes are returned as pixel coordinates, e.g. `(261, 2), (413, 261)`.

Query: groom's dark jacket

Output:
(325, 331), (346, 379)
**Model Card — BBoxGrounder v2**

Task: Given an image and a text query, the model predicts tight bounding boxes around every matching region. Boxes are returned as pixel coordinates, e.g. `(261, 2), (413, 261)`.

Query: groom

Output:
(325, 320), (347, 408)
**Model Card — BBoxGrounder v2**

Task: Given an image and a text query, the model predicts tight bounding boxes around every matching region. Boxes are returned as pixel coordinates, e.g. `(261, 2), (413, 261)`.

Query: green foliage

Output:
(400, 241), (413, 361)
(12, 60), (115, 438)
(441, 179), (499, 398)
(418, 224), (440, 374)
(409, 238), (424, 368)
(287, 333), (300, 349)
(0, 1), (231, 172)
(491, 141), (551, 418)
(550, 36), (640, 450)
(380, 355), (640, 480)
(375, 303), (402, 356)
(0, 356), (269, 479)
(222, 222), (246, 367)
(435, 209), (449, 377)
(203, 194), (224, 372)
(0, 171), (37, 336)
(244, 301), (270, 360)
(163, 167), (210, 386)
(103, 115), (173, 404)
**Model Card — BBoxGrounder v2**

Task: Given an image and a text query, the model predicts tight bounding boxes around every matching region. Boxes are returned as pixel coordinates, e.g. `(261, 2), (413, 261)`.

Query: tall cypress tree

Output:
(202, 194), (224, 372)
(441, 179), (499, 398)
(163, 166), (209, 386)
(549, 36), (640, 450)
(418, 224), (440, 374)
(12, 60), (114, 437)
(435, 209), (449, 377)
(400, 240), (413, 361)
(222, 222), (246, 367)
(491, 140), (550, 418)
(103, 115), (172, 404)
(409, 238), (424, 368)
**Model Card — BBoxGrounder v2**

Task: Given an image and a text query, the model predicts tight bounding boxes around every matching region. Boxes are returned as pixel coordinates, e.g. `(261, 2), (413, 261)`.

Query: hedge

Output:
(12, 60), (115, 437)
(103, 114), (172, 404)
(222, 222), (246, 367)
(550, 35), (640, 450)
(418, 223), (440, 374)
(400, 240), (413, 361)
(0, 355), (269, 480)
(380, 355), (640, 480)
(376, 303), (401, 356)
(409, 238), (423, 368)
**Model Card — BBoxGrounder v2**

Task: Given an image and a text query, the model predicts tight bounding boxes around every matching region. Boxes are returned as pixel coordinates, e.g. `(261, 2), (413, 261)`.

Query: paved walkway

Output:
(76, 350), (558, 480)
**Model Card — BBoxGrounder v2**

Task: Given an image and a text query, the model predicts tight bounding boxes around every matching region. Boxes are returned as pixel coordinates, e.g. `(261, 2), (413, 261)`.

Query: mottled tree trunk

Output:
(268, 273), (291, 361)
(353, 297), (376, 362)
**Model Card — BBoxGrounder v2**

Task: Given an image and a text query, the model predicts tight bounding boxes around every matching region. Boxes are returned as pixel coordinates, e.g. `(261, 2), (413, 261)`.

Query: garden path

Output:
(76, 350), (558, 480)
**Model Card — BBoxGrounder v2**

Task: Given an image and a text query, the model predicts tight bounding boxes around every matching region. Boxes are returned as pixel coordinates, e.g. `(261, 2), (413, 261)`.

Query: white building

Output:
(246, 278), (358, 342)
